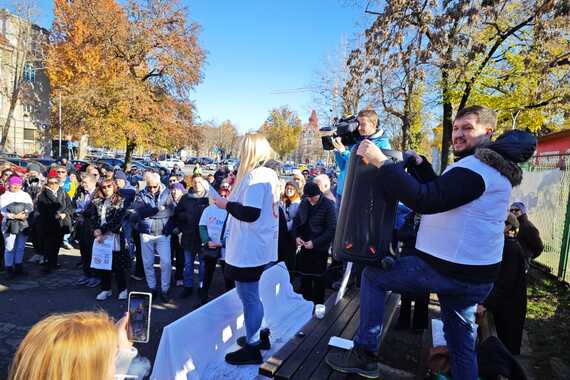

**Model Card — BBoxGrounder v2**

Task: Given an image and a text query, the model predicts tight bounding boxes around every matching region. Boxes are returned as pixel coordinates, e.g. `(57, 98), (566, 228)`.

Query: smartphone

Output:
(127, 292), (152, 343)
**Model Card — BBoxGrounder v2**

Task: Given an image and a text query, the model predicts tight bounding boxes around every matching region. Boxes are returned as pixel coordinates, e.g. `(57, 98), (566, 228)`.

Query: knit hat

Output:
(114, 170), (128, 181)
(170, 182), (185, 192)
(510, 201), (526, 214)
(303, 181), (321, 197)
(27, 162), (42, 174)
(47, 169), (58, 179)
(7, 175), (23, 186)
(506, 213), (520, 230)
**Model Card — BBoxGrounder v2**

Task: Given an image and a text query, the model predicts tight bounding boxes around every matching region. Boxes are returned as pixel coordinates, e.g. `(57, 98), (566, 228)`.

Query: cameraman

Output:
(331, 109), (390, 203)
(326, 106), (534, 380)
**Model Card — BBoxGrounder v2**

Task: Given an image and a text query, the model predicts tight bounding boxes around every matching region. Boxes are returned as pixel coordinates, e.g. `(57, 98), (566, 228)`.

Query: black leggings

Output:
(101, 250), (130, 292)
(202, 258), (234, 297)
(296, 250), (328, 305)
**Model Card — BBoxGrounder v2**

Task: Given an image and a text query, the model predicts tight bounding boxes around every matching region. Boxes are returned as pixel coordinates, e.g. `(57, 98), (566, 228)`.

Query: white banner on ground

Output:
(90, 237), (113, 270)
(151, 263), (313, 380)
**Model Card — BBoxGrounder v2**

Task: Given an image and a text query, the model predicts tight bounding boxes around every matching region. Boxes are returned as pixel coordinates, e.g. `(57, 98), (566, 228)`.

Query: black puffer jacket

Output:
(173, 192), (209, 252)
(293, 195), (337, 252)
(85, 196), (126, 236)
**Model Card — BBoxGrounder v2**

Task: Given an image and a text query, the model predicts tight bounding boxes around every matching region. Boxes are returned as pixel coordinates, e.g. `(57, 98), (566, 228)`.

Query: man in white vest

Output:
(326, 106), (536, 379)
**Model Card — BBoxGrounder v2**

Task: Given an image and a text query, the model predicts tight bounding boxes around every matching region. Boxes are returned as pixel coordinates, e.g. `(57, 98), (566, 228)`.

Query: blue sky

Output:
(7, 0), (369, 133)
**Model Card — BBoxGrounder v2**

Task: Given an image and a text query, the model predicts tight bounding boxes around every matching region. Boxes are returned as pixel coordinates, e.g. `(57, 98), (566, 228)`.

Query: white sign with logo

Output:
(91, 236), (113, 270)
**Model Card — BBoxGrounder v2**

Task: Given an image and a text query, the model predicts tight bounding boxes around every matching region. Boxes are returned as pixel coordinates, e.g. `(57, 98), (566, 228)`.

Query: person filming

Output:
(326, 105), (535, 380)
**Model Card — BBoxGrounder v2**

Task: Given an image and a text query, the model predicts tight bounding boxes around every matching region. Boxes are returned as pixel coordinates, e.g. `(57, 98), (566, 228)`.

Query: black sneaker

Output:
(160, 290), (171, 303)
(225, 344), (262, 365)
(179, 287), (193, 299)
(325, 346), (380, 379)
(237, 328), (271, 350)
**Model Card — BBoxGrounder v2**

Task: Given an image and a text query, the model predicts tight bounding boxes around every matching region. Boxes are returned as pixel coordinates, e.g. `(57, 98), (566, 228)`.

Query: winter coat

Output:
(293, 195), (337, 252)
(278, 206), (296, 270)
(36, 187), (72, 235)
(132, 184), (175, 236)
(4, 202), (34, 234)
(85, 196), (126, 236)
(173, 192), (209, 252)
(516, 214), (544, 261)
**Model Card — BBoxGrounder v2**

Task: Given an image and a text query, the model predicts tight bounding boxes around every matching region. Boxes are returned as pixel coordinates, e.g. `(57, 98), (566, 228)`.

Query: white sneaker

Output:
(96, 290), (112, 301)
(118, 290), (128, 300)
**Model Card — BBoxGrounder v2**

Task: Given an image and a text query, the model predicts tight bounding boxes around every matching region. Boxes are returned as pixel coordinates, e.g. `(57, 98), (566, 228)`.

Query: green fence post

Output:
(558, 184), (570, 282)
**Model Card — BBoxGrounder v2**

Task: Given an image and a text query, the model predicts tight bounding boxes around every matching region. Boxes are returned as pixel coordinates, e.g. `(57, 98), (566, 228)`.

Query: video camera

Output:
(319, 116), (359, 151)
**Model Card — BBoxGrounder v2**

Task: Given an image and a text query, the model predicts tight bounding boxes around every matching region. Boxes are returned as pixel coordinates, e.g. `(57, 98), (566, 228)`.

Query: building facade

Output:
(0, 9), (51, 155)
(294, 110), (327, 164)
(536, 129), (570, 156)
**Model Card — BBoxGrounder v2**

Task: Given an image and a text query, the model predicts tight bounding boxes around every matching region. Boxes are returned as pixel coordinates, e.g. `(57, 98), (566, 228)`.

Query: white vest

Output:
(415, 155), (512, 266)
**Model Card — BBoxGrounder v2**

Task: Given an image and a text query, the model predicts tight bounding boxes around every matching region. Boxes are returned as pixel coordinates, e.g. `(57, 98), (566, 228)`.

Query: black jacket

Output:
(84, 196), (126, 236)
(516, 214), (544, 260)
(293, 195), (337, 252)
(36, 187), (72, 235)
(173, 193), (209, 251)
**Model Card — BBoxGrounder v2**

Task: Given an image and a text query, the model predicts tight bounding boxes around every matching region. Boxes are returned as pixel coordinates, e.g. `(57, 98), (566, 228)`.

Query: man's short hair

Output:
(357, 109), (378, 127)
(455, 105), (497, 130)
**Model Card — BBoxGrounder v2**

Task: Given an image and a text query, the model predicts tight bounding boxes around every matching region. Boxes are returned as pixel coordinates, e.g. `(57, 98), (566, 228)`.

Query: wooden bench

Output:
(259, 287), (401, 379)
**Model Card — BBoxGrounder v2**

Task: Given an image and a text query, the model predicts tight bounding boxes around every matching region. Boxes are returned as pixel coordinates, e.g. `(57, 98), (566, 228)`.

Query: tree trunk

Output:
(440, 69), (454, 170)
(401, 118), (411, 151)
(124, 137), (137, 170)
(0, 88), (21, 152)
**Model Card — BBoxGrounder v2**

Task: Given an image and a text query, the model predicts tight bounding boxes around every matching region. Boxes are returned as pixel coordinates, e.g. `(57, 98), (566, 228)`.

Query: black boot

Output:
(14, 264), (26, 276)
(237, 328), (271, 350)
(325, 346), (380, 379)
(179, 287), (193, 299)
(225, 344), (262, 365)
(198, 287), (208, 305)
(6, 266), (15, 279)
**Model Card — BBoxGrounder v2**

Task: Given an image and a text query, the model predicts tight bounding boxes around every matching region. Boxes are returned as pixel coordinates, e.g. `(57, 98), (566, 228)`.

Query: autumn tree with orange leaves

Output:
(47, 0), (205, 165)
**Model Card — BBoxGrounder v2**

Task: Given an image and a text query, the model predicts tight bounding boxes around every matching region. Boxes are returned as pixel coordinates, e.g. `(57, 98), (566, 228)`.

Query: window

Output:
(23, 63), (35, 82)
(24, 129), (35, 141)
(23, 103), (34, 116)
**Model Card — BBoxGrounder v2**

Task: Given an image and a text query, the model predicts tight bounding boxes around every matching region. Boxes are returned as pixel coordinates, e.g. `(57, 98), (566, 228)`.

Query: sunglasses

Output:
(147, 185), (159, 189)
(47, 181), (59, 185)
(221, 185), (230, 189)
(510, 208), (520, 213)
(57, 171), (67, 174)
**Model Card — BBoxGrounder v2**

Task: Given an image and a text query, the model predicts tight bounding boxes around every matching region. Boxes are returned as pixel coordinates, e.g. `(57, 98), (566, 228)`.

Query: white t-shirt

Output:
(199, 204), (228, 245)
(225, 166), (279, 268)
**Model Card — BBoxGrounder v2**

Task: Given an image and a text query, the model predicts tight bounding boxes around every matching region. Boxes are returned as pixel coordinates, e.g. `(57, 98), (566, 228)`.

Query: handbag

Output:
(200, 214), (228, 260)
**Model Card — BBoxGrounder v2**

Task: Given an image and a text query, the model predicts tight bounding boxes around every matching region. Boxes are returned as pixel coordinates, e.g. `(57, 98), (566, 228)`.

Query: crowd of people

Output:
(4, 107), (546, 379)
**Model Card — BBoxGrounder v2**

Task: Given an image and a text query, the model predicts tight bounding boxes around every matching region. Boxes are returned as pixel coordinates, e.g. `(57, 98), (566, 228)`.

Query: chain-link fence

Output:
(513, 154), (570, 283)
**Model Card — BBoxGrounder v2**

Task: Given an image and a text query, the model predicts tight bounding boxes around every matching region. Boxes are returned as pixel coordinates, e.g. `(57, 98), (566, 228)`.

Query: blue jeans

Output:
(183, 249), (205, 288)
(236, 281), (264, 345)
(355, 255), (492, 380)
(4, 232), (27, 267)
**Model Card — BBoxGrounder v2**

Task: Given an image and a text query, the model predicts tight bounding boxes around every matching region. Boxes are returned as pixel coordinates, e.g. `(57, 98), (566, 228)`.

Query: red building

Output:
(536, 129), (570, 156)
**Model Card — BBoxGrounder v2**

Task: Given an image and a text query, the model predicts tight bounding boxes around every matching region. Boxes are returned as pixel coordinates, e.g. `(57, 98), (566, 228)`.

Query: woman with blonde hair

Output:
(214, 133), (279, 365)
(8, 311), (132, 380)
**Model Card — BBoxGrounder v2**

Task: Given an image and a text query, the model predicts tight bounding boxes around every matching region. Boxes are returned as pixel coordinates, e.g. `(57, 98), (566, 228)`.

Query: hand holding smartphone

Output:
(127, 292), (152, 343)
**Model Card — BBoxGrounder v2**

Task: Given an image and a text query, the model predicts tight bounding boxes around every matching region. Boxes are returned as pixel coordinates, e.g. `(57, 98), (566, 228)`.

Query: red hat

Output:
(47, 169), (58, 178)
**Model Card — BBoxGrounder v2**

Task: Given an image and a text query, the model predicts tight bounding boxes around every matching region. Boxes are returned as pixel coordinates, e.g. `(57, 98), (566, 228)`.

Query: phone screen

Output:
(128, 292), (151, 343)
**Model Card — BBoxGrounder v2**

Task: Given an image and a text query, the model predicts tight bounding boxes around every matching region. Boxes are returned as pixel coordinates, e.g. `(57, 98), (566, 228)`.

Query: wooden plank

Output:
(288, 293), (361, 379)
(259, 288), (357, 378)
(274, 291), (361, 380)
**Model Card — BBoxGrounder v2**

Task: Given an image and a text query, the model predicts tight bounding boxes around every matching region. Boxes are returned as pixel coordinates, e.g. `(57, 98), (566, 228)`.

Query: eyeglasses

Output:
(101, 184), (114, 189)
(57, 171), (67, 174)
(220, 185), (230, 189)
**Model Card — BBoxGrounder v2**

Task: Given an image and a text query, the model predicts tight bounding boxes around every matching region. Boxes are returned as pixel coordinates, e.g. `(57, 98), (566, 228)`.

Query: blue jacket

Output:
(132, 184), (175, 236)
(334, 130), (391, 196)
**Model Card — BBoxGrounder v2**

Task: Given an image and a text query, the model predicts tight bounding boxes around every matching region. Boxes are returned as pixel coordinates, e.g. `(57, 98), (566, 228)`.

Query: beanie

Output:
(303, 181), (322, 197)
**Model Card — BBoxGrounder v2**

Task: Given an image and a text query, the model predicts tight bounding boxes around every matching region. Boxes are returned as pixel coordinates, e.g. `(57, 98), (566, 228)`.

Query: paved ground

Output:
(0, 245), (228, 380)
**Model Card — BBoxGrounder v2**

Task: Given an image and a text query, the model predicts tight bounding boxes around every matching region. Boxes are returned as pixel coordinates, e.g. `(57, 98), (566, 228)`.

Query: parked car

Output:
(198, 157), (214, 166)
(96, 158), (124, 169)
(130, 160), (155, 172)
(185, 156), (199, 165)
(158, 158), (185, 170)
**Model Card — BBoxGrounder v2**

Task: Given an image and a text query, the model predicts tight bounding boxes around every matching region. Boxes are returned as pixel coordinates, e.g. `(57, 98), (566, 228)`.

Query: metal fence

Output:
(513, 154), (570, 283)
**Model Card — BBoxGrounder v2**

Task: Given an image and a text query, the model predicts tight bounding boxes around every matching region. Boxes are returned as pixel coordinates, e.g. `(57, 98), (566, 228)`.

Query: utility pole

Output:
(58, 92), (62, 158)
